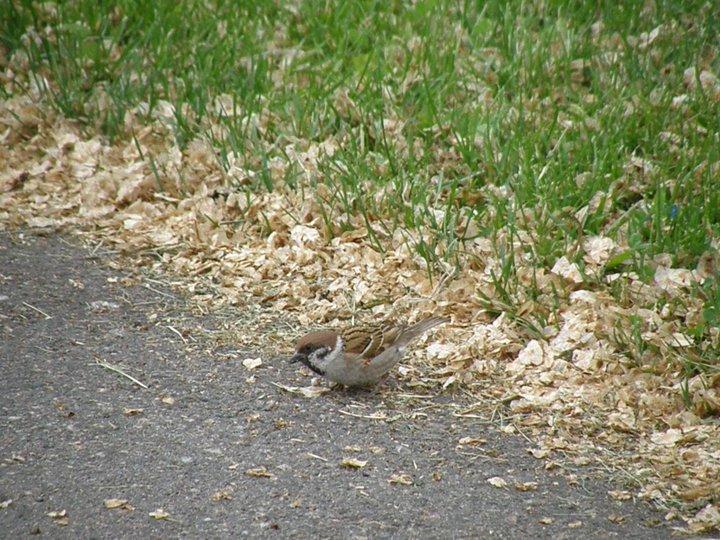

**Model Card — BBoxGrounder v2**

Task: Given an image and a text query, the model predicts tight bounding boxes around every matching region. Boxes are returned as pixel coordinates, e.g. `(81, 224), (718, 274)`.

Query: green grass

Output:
(2, 0), (719, 377)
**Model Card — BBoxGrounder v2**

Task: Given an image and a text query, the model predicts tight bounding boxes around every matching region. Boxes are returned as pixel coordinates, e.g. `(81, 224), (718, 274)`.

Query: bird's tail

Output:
(396, 316), (449, 347)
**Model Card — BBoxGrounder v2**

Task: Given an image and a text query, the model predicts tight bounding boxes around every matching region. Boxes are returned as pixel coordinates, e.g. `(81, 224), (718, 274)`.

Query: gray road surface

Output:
(0, 232), (668, 538)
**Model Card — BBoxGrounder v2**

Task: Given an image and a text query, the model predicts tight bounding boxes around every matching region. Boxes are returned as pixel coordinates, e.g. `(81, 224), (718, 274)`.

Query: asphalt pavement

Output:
(0, 232), (668, 538)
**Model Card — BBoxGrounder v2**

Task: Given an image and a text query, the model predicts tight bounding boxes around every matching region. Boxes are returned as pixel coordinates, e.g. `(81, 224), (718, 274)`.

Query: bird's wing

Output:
(342, 324), (403, 359)
(342, 317), (449, 360)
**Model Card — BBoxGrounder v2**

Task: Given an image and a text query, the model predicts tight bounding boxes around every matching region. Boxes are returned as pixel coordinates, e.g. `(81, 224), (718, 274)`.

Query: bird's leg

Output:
(369, 373), (400, 395)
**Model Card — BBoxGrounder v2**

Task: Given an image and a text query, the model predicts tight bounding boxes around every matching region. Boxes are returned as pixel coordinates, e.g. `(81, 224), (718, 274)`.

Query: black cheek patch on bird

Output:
(299, 356), (326, 376)
(298, 346), (330, 376)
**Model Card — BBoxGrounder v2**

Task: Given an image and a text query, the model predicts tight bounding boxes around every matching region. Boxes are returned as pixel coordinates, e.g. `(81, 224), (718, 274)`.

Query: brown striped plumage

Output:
(341, 323), (402, 359)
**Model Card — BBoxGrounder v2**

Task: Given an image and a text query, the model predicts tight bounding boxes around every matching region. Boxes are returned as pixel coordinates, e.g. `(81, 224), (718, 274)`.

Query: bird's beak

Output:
(289, 353), (305, 363)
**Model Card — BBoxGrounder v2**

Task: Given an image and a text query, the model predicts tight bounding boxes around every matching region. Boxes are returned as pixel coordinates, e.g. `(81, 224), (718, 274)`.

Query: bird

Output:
(289, 316), (449, 387)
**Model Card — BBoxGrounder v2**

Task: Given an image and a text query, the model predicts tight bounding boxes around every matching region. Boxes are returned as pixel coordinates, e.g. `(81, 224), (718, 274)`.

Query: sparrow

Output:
(289, 316), (449, 387)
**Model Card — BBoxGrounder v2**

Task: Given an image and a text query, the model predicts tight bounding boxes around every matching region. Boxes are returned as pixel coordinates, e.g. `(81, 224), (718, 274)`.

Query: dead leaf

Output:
(245, 467), (274, 478)
(340, 458), (367, 469)
(123, 408), (144, 416)
(514, 481), (538, 492)
(290, 224), (321, 247)
(211, 489), (233, 501)
(47, 509), (69, 525)
(573, 456), (592, 466)
(388, 473), (413, 485)
(583, 236), (617, 266)
(487, 476), (507, 488)
(687, 504), (720, 533)
(270, 382), (330, 398)
(528, 448), (549, 459)
(242, 357), (262, 370)
(149, 508), (170, 520)
(458, 437), (486, 446)
(654, 266), (695, 291)
(47, 510), (67, 518)
(608, 490), (632, 501)
(670, 333), (693, 348)
(161, 396), (175, 405)
(650, 428), (682, 446)
(551, 256), (583, 283)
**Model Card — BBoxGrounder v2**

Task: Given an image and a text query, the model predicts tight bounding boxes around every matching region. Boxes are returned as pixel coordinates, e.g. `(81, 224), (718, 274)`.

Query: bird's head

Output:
(289, 330), (339, 374)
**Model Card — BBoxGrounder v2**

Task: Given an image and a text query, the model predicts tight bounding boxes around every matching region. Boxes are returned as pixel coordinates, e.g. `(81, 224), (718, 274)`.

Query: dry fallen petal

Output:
(388, 473), (413, 485)
(294, 385), (331, 398)
(551, 256), (583, 283)
(0, 499), (11, 509)
(487, 476), (508, 488)
(290, 224), (321, 246)
(528, 448), (549, 459)
(149, 508), (170, 520)
(608, 490), (632, 501)
(654, 266), (694, 290)
(573, 456), (592, 466)
(123, 408), (144, 416)
(687, 504), (720, 533)
(340, 458), (368, 469)
(104, 498), (129, 509)
(568, 521), (583, 529)
(583, 236), (617, 266)
(47, 509), (69, 525)
(161, 396), (175, 405)
(245, 467), (274, 478)
(242, 357), (262, 370)
(458, 437), (486, 446)
(670, 333), (693, 348)
(650, 428), (682, 446)
(47, 510), (67, 518)
(211, 489), (233, 501)
(426, 342), (456, 359)
(539, 517), (554, 525)
(271, 382), (330, 398)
